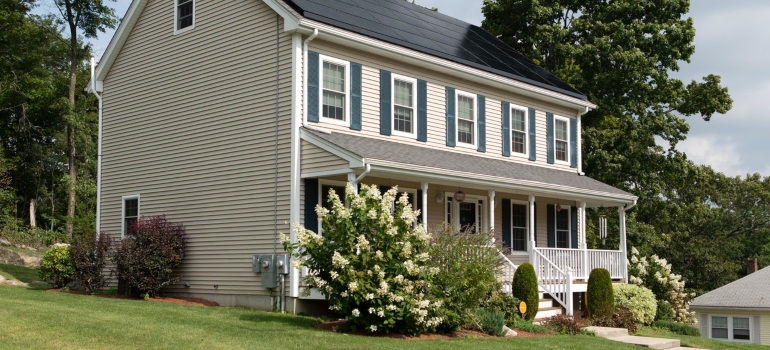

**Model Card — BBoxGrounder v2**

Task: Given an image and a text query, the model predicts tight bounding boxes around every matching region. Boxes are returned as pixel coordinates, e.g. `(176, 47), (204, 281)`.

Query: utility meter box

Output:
(275, 253), (290, 275)
(253, 254), (277, 288)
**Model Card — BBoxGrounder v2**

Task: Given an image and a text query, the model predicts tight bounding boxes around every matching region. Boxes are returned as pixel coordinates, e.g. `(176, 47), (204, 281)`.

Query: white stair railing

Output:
(498, 252), (518, 295)
(532, 248), (573, 316)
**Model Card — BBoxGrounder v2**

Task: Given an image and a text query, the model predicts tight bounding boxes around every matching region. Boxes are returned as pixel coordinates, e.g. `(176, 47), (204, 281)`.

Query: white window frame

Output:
(121, 194), (140, 239)
(174, 0), (195, 35)
(455, 89), (477, 149)
(317, 180), (348, 235)
(318, 54), (350, 127)
(709, 315), (754, 343)
(445, 193), (487, 233)
(553, 114), (570, 165)
(391, 74), (418, 139)
(510, 104), (529, 158)
(509, 200), (529, 255)
(554, 205), (571, 248)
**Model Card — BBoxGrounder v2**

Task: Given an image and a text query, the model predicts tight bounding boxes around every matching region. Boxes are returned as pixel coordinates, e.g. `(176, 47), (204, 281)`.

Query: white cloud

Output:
(678, 135), (747, 176)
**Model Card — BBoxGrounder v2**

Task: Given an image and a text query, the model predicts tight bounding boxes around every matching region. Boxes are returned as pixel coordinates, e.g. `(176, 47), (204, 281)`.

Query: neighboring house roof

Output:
(691, 266), (770, 310)
(302, 127), (635, 201)
(281, 0), (586, 101)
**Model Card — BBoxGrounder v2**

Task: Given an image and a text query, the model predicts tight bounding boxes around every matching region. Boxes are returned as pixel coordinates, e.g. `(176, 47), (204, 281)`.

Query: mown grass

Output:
(0, 263), (46, 287)
(0, 285), (639, 350)
(637, 325), (765, 350)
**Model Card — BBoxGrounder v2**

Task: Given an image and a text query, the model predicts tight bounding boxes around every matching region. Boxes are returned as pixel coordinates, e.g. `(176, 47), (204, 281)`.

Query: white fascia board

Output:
(261, 0), (301, 31)
(299, 129), (364, 169)
(296, 20), (596, 112)
(365, 159), (637, 205)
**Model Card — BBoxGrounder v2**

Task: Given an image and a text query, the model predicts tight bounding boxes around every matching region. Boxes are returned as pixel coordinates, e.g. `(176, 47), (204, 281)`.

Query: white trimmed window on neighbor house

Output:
(175, 0), (194, 33)
(711, 315), (752, 342)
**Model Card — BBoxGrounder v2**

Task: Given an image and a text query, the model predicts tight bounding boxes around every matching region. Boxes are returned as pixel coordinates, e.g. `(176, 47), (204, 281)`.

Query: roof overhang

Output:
(690, 305), (770, 312)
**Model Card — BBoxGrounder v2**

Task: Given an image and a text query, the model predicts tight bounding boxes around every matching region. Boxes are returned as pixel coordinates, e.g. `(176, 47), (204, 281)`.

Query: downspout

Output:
(289, 31), (302, 301)
(576, 107), (589, 176)
(90, 58), (103, 237)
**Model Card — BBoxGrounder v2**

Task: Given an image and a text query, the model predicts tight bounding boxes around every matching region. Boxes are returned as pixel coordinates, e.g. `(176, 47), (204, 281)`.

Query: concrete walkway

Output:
(584, 326), (707, 350)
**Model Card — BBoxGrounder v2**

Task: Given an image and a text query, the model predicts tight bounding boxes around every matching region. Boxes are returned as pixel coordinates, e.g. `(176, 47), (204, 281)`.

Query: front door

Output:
(459, 202), (477, 233)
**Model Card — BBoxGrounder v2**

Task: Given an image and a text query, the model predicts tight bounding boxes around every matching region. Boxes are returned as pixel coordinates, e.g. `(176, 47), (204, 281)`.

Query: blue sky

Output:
(42, 0), (768, 177)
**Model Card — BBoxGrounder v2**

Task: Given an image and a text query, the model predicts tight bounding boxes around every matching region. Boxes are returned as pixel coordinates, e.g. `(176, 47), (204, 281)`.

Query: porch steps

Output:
(584, 326), (701, 349)
(533, 292), (562, 321)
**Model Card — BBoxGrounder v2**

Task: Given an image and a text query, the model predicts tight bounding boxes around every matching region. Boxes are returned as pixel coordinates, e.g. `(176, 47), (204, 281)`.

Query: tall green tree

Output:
(52, 0), (116, 237)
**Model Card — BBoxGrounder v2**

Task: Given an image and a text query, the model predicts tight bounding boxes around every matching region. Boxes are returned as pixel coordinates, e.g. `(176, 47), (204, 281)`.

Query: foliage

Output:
(655, 300), (674, 322)
(70, 231), (112, 293)
(39, 244), (74, 288)
(511, 262), (539, 320)
(508, 314), (550, 334)
(628, 247), (694, 324)
(653, 320), (700, 336)
(587, 268), (614, 319)
(474, 308), (506, 336)
(543, 315), (582, 335)
(0, 223), (69, 247)
(282, 184), (443, 335)
(112, 215), (187, 297)
(591, 307), (637, 334)
(483, 291), (520, 326)
(613, 284), (657, 325)
(427, 224), (502, 330)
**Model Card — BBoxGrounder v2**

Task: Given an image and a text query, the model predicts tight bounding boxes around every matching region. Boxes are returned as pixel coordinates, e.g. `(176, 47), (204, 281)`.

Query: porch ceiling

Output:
(301, 127), (637, 205)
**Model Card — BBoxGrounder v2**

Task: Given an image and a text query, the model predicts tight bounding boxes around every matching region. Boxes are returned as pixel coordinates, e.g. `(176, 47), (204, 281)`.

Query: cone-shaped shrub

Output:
(587, 268), (614, 319)
(512, 262), (539, 320)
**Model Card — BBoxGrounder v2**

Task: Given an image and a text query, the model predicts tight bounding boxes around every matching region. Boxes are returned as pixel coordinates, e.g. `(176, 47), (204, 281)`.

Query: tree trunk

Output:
(65, 22), (77, 238)
(29, 199), (36, 228)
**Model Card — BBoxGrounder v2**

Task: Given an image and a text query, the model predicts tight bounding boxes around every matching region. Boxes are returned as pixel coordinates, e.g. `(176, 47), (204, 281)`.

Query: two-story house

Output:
(88, 0), (637, 316)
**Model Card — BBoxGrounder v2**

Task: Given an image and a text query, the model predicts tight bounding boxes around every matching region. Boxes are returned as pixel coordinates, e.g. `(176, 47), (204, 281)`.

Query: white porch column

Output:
(619, 205), (628, 282)
(347, 173), (357, 192)
(421, 182), (428, 227)
(528, 195), (536, 265)
(580, 201), (588, 280)
(488, 190), (495, 233)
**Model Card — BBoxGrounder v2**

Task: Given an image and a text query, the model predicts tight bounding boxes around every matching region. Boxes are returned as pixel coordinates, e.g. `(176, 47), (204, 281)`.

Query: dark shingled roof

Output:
(282, 0), (587, 101)
(304, 128), (633, 198)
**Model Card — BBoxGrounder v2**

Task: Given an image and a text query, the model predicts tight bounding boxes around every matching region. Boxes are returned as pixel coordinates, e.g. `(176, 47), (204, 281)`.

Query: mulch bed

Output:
(47, 288), (219, 306)
(314, 320), (554, 339)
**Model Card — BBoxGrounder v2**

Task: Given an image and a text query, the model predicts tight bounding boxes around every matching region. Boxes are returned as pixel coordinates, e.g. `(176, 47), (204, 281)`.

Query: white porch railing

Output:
(535, 248), (625, 280)
(532, 248), (573, 315)
(498, 252), (517, 295)
(587, 249), (625, 279)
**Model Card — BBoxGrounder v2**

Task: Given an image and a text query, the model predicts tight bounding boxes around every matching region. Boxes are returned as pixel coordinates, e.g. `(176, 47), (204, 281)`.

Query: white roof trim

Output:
(300, 128), (364, 168)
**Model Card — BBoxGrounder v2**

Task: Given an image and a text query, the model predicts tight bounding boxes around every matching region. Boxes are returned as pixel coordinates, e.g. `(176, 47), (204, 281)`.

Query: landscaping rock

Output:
(0, 248), (25, 266)
(0, 274), (5, 282)
(502, 325), (517, 337)
(20, 253), (41, 269)
(0, 238), (10, 246)
(37, 246), (48, 252)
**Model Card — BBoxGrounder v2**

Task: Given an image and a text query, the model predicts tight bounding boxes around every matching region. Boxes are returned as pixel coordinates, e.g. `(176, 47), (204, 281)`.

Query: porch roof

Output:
(691, 265), (770, 310)
(302, 127), (636, 203)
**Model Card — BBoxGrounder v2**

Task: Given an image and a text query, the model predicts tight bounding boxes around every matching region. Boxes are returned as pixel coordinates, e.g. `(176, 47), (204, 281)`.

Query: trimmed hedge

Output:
(512, 263), (539, 321)
(614, 284), (656, 325)
(587, 268), (614, 319)
(655, 300), (674, 322)
(653, 320), (701, 336)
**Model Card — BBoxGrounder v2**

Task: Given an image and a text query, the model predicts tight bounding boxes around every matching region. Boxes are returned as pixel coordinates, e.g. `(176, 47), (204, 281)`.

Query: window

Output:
(392, 75), (416, 137)
(122, 195), (140, 238)
(511, 203), (527, 251)
(556, 206), (569, 248)
(511, 105), (528, 156)
(175, 0), (194, 32)
(320, 56), (350, 125)
(711, 315), (753, 342)
(456, 91), (476, 147)
(554, 116), (569, 163)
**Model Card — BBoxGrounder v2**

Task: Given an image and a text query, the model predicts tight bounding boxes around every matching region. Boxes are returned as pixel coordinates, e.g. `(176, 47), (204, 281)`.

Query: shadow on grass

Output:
(0, 263), (49, 289)
(238, 312), (322, 330)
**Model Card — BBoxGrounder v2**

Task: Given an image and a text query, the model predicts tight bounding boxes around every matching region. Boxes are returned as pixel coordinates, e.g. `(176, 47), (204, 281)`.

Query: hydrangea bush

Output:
(282, 184), (443, 335)
(613, 283), (657, 325)
(628, 247), (695, 324)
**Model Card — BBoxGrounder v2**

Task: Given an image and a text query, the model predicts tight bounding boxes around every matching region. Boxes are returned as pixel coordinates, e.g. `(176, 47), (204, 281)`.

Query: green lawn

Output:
(0, 263), (45, 287)
(637, 325), (765, 350)
(0, 285), (641, 350)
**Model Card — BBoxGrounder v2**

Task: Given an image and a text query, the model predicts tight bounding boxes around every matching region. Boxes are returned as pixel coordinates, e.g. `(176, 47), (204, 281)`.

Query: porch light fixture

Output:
(454, 190), (466, 203)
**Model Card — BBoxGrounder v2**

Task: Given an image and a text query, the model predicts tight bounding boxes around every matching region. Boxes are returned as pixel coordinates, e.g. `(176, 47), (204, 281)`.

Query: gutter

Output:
(624, 200), (637, 212)
(89, 58), (104, 237)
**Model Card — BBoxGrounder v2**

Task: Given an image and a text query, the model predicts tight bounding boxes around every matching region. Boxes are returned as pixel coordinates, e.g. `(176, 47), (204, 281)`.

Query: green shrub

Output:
(70, 232), (112, 294)
(587, 268), (614, 319)
(653, 320), (701, 336)
(509, 314), (550, 333)
(483, 291), (520, 326)
(1, 224), (69, 247)
(39, 244), (74, 288)
(512, 263), (539, 321)
(628, 247), (694, 323)
(655, 300), (674, 321)
(475, 308), (506, 336)
(543, 314), (581, 335)
(613, 284), (656, 325)
(428, 224), (503, 331)
(591, 307), (637, 334)
(113, 215), (187, 297)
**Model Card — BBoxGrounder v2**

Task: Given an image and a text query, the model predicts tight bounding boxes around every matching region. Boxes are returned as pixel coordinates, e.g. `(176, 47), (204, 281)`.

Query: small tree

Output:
(113, 215), (187, 297)
(512, 262), (539, 320)
(39, 244), (74, 288)
(70, 231), (112, 293)
(587, 268), (614, 319)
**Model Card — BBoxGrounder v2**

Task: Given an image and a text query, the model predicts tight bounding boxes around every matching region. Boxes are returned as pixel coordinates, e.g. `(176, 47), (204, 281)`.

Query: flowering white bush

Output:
(613, 283), (657, 325)
(281, 184), (443, 335)
(628, 247), (695, 324)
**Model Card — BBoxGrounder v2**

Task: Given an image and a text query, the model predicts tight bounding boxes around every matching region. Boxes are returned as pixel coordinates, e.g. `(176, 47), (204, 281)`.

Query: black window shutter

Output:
(417, 79), (428, 142)
(534, 203), (538, 247)
(547, 204), (555, 248)
(477, 94), (486, 152)
(350, 62), (362, 130)
(307, 51), (320, 123)
(416, 190), (423, 223)
(570, 118), (578, 168)
(546, 112), (554, 164)
(380, 70), (392, 135)
(571, 206), (578, 248)
(502, 101), (510, 157)
(304, 178), (319, 233)
(445, 87), (456, 147)
(528, 107), (536, 161)
(502, 199), (511, 250)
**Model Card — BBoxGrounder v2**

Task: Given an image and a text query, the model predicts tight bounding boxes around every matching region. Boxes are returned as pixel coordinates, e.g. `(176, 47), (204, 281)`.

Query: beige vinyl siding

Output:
(692, 309), (770, 345)
(307, 39), (578, 172)
(300, 140), (350, 175)
(101, 0), (293, 297)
